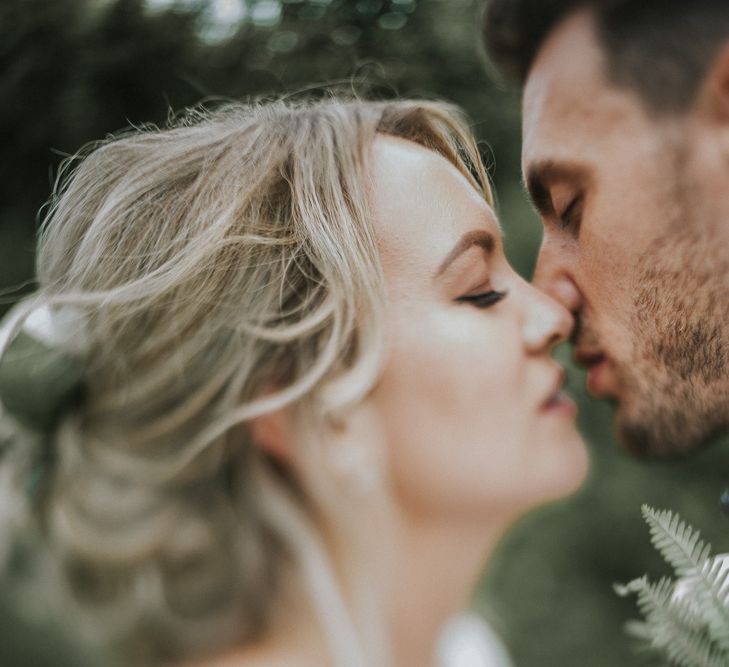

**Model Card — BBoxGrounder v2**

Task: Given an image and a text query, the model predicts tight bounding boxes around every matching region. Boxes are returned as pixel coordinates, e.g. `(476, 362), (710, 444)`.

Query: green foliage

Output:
(617, 506), (729, 666)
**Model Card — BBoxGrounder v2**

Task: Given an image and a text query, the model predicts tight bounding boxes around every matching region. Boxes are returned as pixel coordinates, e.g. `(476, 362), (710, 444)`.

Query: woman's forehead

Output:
(369, 135), (501, 275)
(370, 135), (500, 241)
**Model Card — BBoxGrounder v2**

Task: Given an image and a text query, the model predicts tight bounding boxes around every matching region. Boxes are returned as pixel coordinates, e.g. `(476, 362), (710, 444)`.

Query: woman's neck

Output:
(189, 513), (507, 667)
(387, 513), (508, 667)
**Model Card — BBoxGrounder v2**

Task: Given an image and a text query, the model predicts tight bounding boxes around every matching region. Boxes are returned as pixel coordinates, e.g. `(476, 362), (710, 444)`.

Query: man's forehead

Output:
(522, 9), (608, 145)
(528, 8), (606, 91)
(521, 8), (654, 178)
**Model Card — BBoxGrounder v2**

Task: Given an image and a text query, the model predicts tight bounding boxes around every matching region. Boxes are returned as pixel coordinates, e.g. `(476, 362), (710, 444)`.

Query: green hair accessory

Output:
(0, 307), (86, 432)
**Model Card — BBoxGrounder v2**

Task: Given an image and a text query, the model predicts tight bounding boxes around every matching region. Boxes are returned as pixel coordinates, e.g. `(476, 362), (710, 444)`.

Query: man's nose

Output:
(533, 237), (582, 315)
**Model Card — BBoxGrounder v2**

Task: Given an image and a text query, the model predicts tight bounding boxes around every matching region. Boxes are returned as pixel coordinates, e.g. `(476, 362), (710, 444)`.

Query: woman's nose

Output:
(521, 284), (575, 353)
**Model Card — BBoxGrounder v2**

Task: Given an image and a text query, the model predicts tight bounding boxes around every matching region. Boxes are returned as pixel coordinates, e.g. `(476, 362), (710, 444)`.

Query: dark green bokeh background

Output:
(2, 1), (728, 665)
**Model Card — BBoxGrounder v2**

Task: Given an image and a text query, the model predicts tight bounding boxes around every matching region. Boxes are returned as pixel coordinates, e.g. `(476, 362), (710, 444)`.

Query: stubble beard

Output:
(616, 228), (729, 459)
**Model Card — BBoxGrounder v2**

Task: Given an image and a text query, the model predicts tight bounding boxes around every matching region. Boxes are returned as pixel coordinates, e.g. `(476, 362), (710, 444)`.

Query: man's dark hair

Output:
(482, 0), (729, 113)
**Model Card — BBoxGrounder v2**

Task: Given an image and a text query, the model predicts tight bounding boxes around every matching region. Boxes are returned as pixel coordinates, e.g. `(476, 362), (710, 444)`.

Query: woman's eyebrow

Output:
(435, 230), (495, 278)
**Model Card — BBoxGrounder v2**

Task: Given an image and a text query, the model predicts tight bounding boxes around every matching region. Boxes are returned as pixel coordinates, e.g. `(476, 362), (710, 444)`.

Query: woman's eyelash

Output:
(456, 290), (508, 308)
(559, 195), (583, 230)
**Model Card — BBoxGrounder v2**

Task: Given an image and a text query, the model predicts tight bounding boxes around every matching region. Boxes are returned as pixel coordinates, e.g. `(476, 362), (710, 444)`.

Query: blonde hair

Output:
(0, 97), (492, 665)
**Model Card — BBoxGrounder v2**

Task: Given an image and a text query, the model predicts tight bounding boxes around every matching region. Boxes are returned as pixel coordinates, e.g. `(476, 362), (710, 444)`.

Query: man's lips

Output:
(574, 347), (604, 368)
(574, 347), (617, 399)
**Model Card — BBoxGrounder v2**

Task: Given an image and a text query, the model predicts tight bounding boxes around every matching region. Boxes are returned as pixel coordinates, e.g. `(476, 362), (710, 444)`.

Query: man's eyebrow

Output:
(525, 160), (592, 216)
(435, 230), (495, 278)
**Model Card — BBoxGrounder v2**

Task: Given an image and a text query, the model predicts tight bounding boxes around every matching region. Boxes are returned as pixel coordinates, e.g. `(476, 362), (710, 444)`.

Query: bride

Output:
(0, 97), (588, 666)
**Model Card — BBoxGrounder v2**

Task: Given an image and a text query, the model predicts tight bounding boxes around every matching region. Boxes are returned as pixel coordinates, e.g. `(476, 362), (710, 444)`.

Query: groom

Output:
(481, 0), (729, 459)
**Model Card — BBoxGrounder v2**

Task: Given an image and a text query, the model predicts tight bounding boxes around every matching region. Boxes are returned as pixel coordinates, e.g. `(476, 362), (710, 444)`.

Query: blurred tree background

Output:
(1, 1), (729, 665)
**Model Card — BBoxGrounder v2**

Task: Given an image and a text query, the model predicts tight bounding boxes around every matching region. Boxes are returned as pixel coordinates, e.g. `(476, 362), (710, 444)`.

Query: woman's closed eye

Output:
(456, 290), (508, 309)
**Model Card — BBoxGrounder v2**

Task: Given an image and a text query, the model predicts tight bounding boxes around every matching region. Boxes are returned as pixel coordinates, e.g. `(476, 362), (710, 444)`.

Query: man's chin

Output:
(616, 421), (675, 460)
(615, 405), (725, 460)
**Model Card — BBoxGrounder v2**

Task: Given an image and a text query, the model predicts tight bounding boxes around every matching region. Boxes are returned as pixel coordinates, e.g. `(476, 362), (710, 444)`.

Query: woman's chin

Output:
(554, 435), (590, 496)
(530, 434), (590, 507)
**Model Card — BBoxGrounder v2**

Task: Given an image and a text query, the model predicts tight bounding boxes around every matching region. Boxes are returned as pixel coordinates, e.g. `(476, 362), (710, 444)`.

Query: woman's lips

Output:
(540, 368), (577, 416)
(541, 390), (578, 416)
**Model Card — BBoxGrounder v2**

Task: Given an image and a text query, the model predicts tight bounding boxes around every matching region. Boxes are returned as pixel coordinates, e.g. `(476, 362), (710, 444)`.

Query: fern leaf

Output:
(615, 576), (648, 598)
(686, 555), (729, 653)
(624, 619), (653, 643)
(620, 507), (729, 663)
(642, 506), (729, 652)
(641, 505), (711, 577)
(630, 575), (729, 667)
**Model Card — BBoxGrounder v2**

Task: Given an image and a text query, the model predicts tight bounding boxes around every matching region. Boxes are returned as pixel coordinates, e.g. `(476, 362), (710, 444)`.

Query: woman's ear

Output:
(249, 408), (294, 465)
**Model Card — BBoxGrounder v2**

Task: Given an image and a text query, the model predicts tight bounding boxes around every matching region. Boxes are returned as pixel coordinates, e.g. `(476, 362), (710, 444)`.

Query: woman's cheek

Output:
(372, 309), (522, 516)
